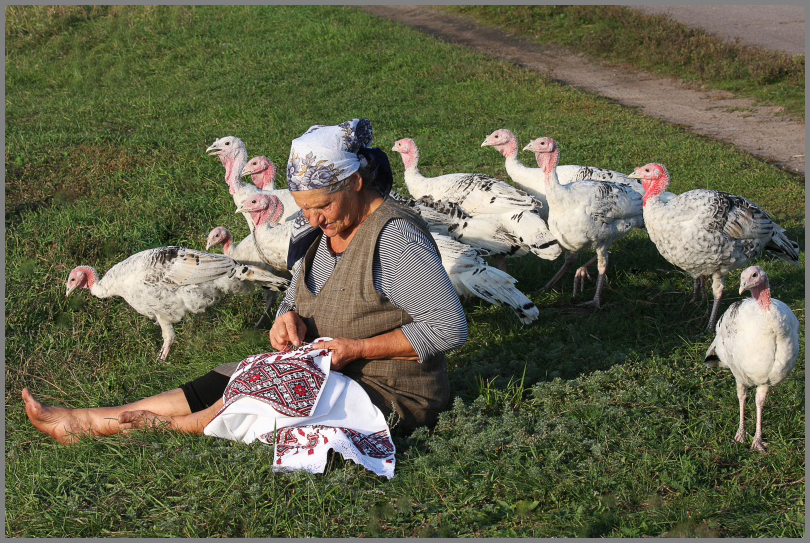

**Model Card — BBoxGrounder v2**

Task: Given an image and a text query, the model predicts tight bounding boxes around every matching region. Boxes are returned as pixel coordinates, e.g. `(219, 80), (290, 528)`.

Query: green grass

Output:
(441, 5), (806, 120)
(5, 5), (805, 538)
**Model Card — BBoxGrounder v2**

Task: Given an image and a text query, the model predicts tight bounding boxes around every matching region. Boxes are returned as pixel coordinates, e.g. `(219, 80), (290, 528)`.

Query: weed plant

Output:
(443, 5), (805, 119)
(5, 5), (805, 538)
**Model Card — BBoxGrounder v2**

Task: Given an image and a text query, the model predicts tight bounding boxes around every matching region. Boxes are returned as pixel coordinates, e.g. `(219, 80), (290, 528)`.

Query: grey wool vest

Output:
(294, 198), (450, 433)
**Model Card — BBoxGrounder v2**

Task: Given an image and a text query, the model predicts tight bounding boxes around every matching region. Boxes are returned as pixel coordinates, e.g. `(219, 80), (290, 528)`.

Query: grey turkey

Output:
(629, 162), (800, 331)
(65, 246), (290, 362)
(387, 191), (530, 260)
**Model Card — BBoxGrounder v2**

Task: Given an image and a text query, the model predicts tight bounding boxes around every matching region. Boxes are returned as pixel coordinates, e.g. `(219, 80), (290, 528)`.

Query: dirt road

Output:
(360, 5), (805, 175)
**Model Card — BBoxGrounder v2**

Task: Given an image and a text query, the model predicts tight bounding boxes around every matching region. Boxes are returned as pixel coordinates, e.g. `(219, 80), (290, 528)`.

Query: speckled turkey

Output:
(525, 136), (645, 308)
(629, 162), (800, 330)
(65, 246), (289, 362)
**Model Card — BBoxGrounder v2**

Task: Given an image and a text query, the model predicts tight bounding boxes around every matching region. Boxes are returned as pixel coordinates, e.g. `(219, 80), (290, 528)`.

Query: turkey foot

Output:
(572, 266), (592, 296)
(750, 438), (768, 452)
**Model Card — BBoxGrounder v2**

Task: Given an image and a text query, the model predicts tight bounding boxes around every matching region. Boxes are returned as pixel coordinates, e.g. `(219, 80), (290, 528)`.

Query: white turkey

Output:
(390, 138), (561, 262)
(481, 128), (643, 220)
(234, 193), (294, 275)
(704, 266), (800, 451)
(388, 191), (531, 260)
(65, 247), (289, 362)
(628, 162), (801, 330)
(240, 155), (301, 222)
(206, 135), (262, 232)
(206, 226), (288, 327)
(206, 226), (261, 263)
(524, 136), (645, 307)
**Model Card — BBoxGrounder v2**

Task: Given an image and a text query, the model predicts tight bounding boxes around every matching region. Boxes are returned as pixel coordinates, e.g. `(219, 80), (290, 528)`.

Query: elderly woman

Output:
(23, 119), (467, 466)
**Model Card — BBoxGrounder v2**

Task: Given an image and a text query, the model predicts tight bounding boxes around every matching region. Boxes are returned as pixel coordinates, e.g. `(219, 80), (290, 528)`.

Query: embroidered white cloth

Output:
(203, 338), (396, 479)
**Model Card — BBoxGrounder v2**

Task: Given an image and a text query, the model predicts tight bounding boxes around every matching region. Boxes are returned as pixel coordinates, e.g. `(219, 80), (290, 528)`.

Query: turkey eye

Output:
(753, 272), (758, 277)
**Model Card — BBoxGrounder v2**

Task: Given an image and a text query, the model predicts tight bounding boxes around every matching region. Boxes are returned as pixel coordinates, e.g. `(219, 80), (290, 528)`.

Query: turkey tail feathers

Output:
(509, 210), (563, 261)
(766, 228), (801, 264)
(231, 264), (290, 291)
(704, 339), (721, 368)
(459, 266), (539, 325)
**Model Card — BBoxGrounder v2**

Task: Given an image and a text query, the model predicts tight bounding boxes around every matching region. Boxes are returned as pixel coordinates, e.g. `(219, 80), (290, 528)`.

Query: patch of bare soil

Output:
(361, 5), (805, 176)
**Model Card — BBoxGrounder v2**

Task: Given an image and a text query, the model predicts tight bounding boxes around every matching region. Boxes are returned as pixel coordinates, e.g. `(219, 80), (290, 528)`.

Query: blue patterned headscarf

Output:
(286, 118), (374, 191)
(284, 119), (394, 269)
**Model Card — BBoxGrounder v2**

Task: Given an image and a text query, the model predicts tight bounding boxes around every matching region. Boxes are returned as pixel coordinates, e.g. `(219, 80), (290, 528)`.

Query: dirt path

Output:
(361, 6), (805, 175)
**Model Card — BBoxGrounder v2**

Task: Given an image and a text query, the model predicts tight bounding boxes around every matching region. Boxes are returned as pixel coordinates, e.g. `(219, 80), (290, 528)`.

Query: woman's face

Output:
(291, 174), (364, 239)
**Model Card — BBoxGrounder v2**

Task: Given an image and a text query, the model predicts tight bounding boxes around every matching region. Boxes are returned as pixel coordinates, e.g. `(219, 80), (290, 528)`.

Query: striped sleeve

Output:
(374, 219), (468, 362)
(275, 259), (302, 317)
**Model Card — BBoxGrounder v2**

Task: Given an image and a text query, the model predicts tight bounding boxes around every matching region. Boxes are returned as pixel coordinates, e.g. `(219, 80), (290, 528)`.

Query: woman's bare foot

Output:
(118, 410), (174, 431)
(22, 388), (88, 444)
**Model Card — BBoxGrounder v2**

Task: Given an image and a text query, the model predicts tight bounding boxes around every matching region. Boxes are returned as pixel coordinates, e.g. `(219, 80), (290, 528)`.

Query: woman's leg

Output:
(22, 387), (192, 444)
(117, 398), (224, 434)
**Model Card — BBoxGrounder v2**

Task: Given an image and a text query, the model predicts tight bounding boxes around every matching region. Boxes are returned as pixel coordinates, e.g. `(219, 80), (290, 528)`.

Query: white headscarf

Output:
(286, 118), (373, 191)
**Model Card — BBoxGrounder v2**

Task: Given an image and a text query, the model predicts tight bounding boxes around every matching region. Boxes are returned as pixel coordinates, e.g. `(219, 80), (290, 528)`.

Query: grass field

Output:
(5, 5), (805, 538)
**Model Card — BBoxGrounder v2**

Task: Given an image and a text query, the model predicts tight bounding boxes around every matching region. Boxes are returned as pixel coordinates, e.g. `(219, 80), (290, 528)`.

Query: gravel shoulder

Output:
(361, 5), (805, 175)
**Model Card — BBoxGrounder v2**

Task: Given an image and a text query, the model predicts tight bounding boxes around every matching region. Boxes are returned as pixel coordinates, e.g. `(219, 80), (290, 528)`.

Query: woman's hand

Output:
(269, 311), (308, 351)
(311, 337), (365, 371)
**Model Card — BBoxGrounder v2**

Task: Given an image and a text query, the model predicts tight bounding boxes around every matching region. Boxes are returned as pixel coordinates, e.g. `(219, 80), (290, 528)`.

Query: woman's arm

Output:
(311, 329), (418, 370)
(376, 219), (468, 361)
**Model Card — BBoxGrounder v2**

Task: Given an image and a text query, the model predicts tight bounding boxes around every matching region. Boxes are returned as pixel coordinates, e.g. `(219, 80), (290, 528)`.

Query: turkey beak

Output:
(522, 143), (536, 152)
(206, 144), (221, 155)
(481, 138), (490, 147)
(65, 284), (76, 298)
(739, 279), (750, 295)
(627, 171), (643, 179)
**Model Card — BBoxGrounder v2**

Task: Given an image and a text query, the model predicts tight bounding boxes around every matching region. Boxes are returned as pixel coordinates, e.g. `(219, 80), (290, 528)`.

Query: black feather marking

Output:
(704, 353), (720, 367)
(535, 240), (559, 249)
(726, 300), (743, 322)
(155, 246), (180, 265)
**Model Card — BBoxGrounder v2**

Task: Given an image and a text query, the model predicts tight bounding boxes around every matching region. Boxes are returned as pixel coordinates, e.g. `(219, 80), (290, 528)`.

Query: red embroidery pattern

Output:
(270, 425), (394, 461)
(272, 426), (327, 460)
(223, 355), (326, 417)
